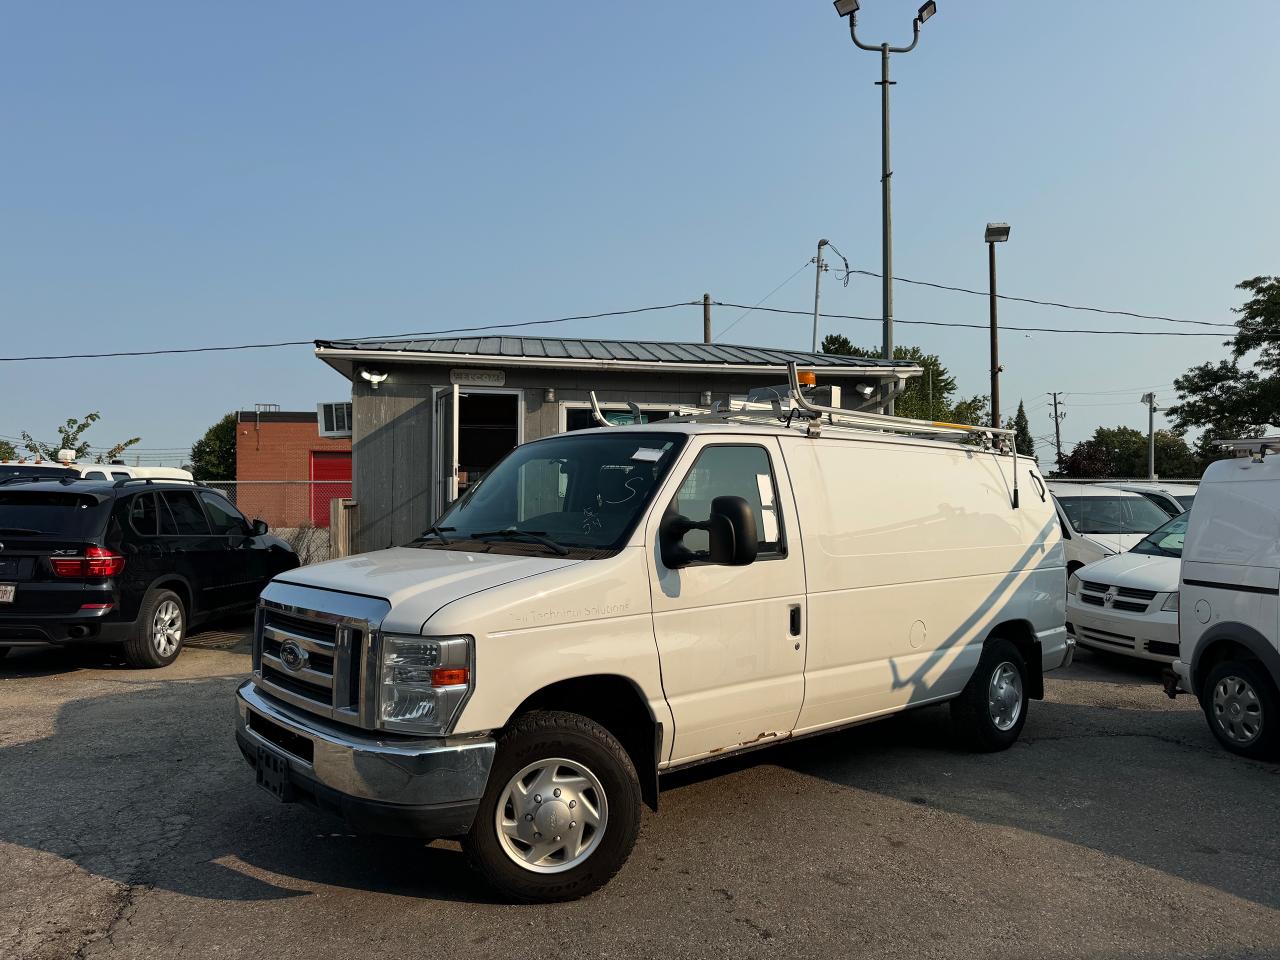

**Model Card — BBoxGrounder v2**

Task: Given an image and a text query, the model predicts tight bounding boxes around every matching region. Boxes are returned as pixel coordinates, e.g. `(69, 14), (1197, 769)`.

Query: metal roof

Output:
(315, 336), (915, 375)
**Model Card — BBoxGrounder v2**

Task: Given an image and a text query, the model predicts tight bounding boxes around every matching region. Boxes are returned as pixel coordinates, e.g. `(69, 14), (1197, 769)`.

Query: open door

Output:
(433, 384), (459, 520)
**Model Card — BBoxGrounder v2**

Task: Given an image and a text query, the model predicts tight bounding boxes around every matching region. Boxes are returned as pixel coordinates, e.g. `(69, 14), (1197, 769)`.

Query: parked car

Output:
(1049, 482), (1172, 577)
(235, 411), (1071, 901)
(1168, 439), (1280, 760)
(1101, 481), (1198, 519)
(1067, 512), (1186, 663)
(0, 477), (298, 667)
(2, 462), (79, 482)
(76, 464), (194, 482)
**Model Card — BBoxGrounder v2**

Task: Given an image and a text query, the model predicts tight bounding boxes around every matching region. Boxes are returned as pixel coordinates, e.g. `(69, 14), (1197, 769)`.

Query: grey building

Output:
(314, 336), (920, 553)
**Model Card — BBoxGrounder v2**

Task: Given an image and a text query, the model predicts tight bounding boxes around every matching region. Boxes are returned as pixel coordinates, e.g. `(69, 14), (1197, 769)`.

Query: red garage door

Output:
(310, 451), (352, 527)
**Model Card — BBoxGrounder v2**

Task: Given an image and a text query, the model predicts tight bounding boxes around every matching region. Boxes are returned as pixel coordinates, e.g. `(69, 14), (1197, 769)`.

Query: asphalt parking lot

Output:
(2, 630), (1279, 960)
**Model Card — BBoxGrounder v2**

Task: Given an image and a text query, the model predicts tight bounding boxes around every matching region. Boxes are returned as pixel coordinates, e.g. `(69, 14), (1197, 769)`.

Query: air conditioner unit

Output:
(317, 401), (353, 438)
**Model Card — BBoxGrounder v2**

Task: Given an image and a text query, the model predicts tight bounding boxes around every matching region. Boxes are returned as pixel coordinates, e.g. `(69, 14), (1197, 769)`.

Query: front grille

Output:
(1118, 586), (1157, 601)
(1082, 581), (1109, 593)
(1146, 639), (1179, 658)
(256, 603), (365, 720)
(1081, 594), (1105, 606)
(1111, 599), (1150, 613)
(1078, 581), (1151, 613)
(1078, 626), (1136, 650)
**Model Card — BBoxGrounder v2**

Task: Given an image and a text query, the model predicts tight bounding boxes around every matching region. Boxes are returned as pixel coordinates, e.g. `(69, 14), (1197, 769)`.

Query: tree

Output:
(0, 439), (15, 460)
(21, 413), (141, 463)
(1058, 425), (1198, 478)
(1012, 400), (1036, 460)
(820, 336), (959, 421)
(190, 413), (237, 481)
(1167, 277), (1280, 468)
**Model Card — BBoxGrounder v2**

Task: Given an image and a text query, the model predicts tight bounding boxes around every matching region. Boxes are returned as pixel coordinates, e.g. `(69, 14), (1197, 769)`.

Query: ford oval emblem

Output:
(279, 640), (308, 673)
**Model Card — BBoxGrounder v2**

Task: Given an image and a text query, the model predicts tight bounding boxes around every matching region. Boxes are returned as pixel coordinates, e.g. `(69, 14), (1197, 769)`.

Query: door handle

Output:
(789, 604), (802, 637)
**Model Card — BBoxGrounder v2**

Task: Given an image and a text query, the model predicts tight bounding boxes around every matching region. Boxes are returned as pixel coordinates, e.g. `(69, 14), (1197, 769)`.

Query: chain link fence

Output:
(204, 481), (352, 565)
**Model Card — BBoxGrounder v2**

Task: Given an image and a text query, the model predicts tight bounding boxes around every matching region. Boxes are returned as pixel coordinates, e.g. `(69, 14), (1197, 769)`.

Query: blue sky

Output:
(2, 2), (1276, 465)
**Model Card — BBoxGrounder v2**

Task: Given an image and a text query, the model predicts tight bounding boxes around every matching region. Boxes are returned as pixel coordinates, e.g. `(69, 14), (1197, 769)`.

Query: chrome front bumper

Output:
(236, 680), (495, 838)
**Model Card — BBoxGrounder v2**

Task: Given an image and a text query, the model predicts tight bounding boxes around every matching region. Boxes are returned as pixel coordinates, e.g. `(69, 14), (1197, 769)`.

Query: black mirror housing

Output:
(659, 496), (758, 569)
(252, 519), (269, 536)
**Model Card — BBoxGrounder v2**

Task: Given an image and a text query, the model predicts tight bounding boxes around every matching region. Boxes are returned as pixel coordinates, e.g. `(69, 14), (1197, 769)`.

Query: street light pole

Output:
(984, 223), (1010, 428)
(1141, 392), (1158, 480)
(839, 0), (936, 414)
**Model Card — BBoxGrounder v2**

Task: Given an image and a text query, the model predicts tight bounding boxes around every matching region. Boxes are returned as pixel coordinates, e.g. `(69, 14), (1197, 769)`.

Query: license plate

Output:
(0, 584), (14, 604)
(255, 745), (294, 802)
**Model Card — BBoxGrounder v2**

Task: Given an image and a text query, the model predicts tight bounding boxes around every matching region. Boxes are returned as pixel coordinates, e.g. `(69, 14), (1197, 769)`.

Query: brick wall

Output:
(235, 412), (351, 527)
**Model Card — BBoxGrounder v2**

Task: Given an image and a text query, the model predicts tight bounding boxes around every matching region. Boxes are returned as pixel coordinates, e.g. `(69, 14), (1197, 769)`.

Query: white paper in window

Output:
(632, 447), (664, 462)
(756, 472), (779, 542)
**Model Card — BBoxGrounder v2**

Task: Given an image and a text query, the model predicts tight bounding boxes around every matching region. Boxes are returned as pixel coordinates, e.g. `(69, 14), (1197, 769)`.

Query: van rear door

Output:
(646, 438), (806, 763)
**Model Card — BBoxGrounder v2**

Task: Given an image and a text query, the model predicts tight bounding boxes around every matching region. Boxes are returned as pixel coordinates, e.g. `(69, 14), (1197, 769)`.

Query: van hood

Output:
(273, 547), (580, 630)
(1076, 551), (1180, 593)
(1080, 532), (1149, 556)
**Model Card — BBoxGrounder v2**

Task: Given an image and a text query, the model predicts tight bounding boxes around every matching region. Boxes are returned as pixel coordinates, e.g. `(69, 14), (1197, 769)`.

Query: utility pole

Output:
(1141, 392), (1158, 480)
(811, 240), (828, 352)
(1049, 391), (1065, 470)
(984, 223), (1010, 429)
(702, 293), (712, 344)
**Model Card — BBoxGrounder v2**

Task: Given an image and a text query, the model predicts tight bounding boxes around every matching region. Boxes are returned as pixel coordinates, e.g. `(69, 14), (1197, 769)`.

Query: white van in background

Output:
(1102, 481), (1198, 519)
(1169, 439), (1280, 760)
(75, 464), (194, 482)
(234, 369), (1070, 901)
(1048, 482), (1172, 576)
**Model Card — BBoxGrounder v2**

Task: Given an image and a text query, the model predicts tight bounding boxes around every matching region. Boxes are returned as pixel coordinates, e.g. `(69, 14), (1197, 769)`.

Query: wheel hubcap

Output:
(988, 661), (1023, 731)
(152, 600), (183, 657)
(495, 758), (607, 873)
(1212, 676), (1262, 745)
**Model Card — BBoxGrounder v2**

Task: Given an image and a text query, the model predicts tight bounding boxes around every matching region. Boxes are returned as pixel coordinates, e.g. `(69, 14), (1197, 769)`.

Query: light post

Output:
(834, 0), (938, 414)
(1140, 392), (1159, 480)
(985, 222), (1010, 429)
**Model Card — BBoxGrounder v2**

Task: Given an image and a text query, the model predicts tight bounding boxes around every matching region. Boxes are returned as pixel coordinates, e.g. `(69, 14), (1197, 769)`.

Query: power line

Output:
(840, 268), (1237, 329)
(710, 302), (1235, 337)
(714, 261), (813, 341)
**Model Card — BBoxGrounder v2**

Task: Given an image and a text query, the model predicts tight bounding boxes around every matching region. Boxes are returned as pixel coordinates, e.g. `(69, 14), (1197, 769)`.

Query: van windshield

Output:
(1056, 495), (1169, 535)
(1130, 513), (1189, 558)
(422, 432), (687, 557)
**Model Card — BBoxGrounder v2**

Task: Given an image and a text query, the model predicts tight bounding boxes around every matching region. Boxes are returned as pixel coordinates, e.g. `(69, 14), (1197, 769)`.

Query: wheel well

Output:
(152, 578), (192, 618)
(988, 620), (1044, 700)
(511, 675), (661, 812)
(1194, 639), (1260, 694)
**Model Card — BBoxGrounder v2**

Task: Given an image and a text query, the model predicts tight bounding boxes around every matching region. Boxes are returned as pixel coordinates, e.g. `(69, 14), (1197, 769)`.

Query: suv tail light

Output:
(51, 547), (126, 578)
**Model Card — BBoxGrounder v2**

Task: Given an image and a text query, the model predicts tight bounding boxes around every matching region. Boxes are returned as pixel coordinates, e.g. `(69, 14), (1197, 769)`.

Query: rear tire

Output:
(950, 637), (1028, 752)
(123, 589), (186, 668)
(464, 710), (642, 902)
(1201, 660), (1280, 761)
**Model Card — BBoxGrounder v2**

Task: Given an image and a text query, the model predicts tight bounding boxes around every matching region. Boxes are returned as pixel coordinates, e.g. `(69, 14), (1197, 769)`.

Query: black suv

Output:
(0, 478), (299, 667)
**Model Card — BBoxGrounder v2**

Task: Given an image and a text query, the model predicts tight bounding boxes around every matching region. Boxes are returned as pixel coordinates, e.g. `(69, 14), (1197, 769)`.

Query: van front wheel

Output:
(464, 710), (642, 902)
(951, 638), (1028, 752)
(1201, 660), (1279, 760)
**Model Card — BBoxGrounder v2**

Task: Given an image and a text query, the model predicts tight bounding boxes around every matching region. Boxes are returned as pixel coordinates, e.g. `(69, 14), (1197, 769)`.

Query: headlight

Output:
(379, 634), (473, 735)
(1161, 591), (1179, 613)
(1067, 573), (1081, 596)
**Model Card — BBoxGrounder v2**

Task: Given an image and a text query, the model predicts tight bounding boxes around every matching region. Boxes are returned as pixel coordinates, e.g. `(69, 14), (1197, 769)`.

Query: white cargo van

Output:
(234, 369), (1070, 901)
(1168, 439), (1280, 760)
(75, 464), (194, 482)
(1049, 482), (1171, 576)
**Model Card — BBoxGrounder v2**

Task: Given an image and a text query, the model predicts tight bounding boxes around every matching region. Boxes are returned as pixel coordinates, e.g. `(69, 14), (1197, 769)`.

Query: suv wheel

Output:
(950, 637), (1029, 751)
(1202, 659), (1279, 760)
(123, 589), (186, 668)
(464, 710), (642, 902)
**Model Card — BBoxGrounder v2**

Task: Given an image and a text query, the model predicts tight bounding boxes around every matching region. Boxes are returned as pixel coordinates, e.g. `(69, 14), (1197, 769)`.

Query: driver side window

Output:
(669, 445), (784, 559)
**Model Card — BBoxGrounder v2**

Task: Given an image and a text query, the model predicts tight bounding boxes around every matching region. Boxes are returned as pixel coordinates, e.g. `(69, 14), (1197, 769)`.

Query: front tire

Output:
(123, 589), (186, 668)
(1201, 660), (1279, 760)
(464, 710), (642, 902)
(950, 637), (1028, 752)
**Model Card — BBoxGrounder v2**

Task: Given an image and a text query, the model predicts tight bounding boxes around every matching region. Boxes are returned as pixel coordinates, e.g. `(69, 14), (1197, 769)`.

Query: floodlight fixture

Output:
(917, 2), (937, 24)
(833, 0), (860, 17)
(985, 222), (1011, 243)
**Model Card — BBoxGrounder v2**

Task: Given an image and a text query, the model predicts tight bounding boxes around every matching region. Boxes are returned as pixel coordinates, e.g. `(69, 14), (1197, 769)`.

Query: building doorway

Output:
(435, 388), (522, 517)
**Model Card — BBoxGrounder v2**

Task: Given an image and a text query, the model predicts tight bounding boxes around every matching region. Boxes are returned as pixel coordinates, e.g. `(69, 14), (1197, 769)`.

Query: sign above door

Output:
(450, 368), (506, 387)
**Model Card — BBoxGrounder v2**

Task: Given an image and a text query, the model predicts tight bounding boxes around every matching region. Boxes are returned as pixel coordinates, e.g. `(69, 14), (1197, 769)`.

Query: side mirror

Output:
(251, 519), (269, 537)
(659, 496), (758, 569)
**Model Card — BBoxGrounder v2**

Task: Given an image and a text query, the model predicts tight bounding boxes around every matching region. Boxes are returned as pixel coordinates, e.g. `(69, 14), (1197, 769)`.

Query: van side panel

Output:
(780, 436), (1064, 733)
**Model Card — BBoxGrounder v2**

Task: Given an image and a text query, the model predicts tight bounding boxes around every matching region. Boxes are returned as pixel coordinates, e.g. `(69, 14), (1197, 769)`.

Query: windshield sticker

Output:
(632, 448), (664, 462)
